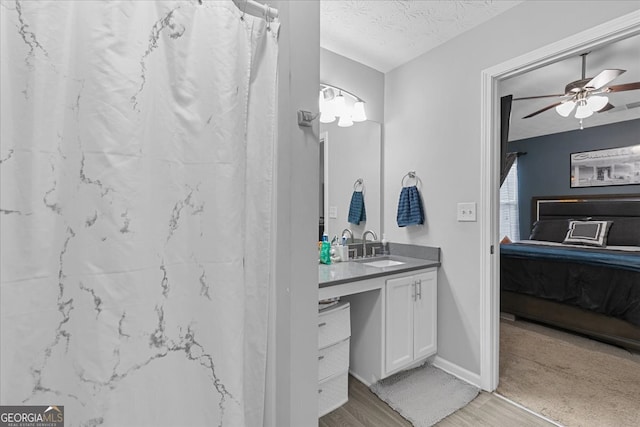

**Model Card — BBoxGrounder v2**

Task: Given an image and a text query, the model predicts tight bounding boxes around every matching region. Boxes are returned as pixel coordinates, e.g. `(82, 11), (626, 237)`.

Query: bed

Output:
(500, 194), (640, 352)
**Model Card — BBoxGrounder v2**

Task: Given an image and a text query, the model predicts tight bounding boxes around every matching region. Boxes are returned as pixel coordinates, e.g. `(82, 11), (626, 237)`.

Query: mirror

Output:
(320, 120), (382, 242)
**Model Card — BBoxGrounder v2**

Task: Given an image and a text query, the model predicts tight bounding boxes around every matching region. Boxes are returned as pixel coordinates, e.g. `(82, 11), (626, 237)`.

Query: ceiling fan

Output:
(514, 52), (640, 119)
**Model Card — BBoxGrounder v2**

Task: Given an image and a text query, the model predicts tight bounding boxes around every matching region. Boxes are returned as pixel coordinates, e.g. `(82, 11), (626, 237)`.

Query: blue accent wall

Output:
(508, 119), (640, 239)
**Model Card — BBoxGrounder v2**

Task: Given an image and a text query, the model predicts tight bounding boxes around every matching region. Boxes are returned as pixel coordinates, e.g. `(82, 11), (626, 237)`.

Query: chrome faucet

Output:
(362, 230), (378, 257)
(341, 228), (353, 243)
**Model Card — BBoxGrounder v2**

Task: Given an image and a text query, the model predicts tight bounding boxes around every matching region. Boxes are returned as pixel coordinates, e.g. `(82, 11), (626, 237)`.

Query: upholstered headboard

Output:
(533, 195), (640, 222)
(528, 195), (640, 246)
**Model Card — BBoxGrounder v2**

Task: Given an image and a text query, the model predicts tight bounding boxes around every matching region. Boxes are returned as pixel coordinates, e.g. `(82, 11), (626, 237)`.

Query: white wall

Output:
(384, 1), (640, 375)
(267, 1), (320, 426)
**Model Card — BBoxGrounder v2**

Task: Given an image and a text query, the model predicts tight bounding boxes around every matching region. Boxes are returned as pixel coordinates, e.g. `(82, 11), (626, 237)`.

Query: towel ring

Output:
(353, 178), (364, 191)
(401, 171), (418, 187)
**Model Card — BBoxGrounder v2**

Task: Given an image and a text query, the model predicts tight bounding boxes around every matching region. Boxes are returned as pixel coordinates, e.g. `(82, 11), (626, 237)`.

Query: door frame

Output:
(320, 131), (329, 230)
(479, 10), (640, 391)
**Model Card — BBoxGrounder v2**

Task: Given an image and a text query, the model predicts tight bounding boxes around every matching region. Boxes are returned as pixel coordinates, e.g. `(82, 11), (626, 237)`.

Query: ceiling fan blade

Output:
(596, 103), (616, 113)
(607, 81), (640, 92)
(585, 69), (625, 90)
(522, 101), (563, 119)
(513, 94), (566, 101)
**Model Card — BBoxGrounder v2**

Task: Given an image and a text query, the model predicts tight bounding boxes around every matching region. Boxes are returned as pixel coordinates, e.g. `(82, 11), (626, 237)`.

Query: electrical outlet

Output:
(457, 202), (477, 222)
(329, 206), (338, 219)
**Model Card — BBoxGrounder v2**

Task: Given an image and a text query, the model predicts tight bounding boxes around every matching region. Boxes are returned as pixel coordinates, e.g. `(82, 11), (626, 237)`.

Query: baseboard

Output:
(500, 312), (516, 321)
(354, 356), (482, 389)
(432, 355), (481, 389)
(348, 370), (373, 387)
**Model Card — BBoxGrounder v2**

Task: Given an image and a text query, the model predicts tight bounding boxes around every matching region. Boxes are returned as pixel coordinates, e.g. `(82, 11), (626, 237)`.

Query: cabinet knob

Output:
(318, 322), (327, 327)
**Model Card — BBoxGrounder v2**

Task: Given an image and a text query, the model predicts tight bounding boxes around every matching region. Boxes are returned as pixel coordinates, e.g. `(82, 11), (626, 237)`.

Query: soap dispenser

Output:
(320, 232), (331, 264)
(330, 237), (341, 263)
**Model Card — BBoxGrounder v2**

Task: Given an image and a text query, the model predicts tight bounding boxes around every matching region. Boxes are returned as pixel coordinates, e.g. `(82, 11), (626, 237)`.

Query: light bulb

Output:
(586, 95), (608, 112)
(352, 101), (367, 122)
(575, 103), (593, 119)
(324, 99), (338, 119)
(338, 114), (353, 127)
(320, 112), (336, 123)
(333, 93), (347, 117)
(555, 100), (576, 117)
(319, 91), (335, 123)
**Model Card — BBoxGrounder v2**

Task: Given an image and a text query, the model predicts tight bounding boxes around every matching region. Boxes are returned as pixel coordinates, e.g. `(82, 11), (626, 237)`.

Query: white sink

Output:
(361, 259), (405, 268)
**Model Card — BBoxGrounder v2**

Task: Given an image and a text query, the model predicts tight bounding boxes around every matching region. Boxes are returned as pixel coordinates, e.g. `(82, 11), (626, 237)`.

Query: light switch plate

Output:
(457, 202), (476, 222)
(329, 206), (338, 219)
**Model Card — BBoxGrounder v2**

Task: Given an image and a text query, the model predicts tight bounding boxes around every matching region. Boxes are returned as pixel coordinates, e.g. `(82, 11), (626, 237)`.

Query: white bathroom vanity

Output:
(317, 246), (440, 417)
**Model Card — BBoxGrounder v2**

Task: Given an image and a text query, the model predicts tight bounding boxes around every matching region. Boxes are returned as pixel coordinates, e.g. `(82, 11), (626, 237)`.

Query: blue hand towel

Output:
(348, 191), (366, 225)
(397, 185), (424, 227)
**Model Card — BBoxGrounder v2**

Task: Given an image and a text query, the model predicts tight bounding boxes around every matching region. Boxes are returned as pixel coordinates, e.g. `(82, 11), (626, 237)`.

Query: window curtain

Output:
(500, 94), (514, 186)
(0, 2), (278, 426)
(500, 158), (520, 241)
(502, 152), (519, 186)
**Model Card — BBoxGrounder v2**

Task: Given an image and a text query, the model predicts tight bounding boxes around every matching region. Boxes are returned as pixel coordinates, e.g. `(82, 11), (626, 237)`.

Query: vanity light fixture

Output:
(319, 83), (367, 127)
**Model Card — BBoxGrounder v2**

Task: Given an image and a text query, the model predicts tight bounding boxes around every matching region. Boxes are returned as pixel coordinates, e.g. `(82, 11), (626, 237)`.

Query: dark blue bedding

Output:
(500, 242), (640, 327)
(500, 243), (640, 272)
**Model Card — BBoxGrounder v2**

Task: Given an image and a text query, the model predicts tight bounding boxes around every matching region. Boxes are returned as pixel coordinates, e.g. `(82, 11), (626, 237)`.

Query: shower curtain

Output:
(0, 1), (278, 426)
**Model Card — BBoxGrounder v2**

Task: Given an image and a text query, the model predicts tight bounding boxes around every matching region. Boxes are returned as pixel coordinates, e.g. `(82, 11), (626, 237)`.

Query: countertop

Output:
(319, 254), (440, 288)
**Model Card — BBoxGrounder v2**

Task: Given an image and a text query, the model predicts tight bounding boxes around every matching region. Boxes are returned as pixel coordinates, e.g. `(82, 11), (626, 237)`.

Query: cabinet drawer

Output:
(318, 302), (350, 349)
(318, 337), (350, 381)
(318, 370), (349, 418)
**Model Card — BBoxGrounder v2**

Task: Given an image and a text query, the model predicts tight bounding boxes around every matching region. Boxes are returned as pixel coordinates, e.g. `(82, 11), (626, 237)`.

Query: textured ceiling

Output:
(320, 1), (640, 141)
(320, 0), (523, 73)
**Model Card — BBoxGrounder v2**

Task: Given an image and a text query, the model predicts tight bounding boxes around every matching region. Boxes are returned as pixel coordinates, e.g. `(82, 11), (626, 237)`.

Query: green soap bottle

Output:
(320, 232), (331, 265)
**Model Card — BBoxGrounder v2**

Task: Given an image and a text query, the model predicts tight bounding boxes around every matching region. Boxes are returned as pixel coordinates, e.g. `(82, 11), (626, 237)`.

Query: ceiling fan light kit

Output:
(515, 52), (640, 126)
(575, 102), (594, 119)
(555, 100), (576, 117)
(555, 94), (609, 118)
(587, 95), (609, 112)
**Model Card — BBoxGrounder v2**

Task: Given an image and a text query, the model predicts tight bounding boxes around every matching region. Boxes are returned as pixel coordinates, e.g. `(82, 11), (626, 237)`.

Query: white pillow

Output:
(563, 220), (612, 247)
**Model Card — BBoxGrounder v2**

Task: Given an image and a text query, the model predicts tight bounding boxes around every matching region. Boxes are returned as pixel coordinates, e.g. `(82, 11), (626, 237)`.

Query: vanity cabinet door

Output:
(412, 270), (437, 361)
(385, 276), (415, 373)
(385, 269), (438, 376)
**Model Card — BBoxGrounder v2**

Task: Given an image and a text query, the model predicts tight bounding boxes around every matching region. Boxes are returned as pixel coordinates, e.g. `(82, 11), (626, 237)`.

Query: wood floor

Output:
(319, 376), (411, 427)
(319, 375), (554, 427)
(436, 392), (554, 427)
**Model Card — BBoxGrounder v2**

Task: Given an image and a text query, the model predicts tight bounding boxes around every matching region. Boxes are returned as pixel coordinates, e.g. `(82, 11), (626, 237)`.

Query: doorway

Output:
(479, 11), (640, 390)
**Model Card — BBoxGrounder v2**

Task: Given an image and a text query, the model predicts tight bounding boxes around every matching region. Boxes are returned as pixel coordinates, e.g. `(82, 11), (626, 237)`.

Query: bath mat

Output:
(370, 363), (479, 426)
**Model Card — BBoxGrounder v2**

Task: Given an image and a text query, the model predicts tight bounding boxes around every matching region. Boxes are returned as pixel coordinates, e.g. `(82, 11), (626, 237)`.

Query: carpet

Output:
(370, 363), (479, 426)
(498, 320), (640, 427)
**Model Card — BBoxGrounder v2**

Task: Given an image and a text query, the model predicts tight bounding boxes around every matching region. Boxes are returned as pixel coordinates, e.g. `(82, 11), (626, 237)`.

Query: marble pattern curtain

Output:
(0, 1), (278, 426)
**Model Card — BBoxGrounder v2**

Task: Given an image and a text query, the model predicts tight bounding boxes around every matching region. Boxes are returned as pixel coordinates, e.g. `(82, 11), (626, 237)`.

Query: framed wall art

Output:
(570, 144), (640, 188)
